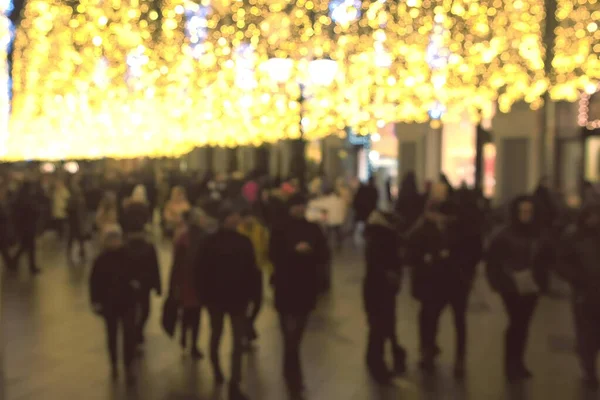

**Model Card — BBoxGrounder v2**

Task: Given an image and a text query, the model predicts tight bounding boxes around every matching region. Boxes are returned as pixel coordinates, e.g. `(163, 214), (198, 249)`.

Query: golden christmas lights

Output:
(1, 0), (600, 160)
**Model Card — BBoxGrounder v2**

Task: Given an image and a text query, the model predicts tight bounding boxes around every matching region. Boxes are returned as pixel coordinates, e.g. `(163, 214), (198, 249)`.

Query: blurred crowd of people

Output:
(1, 165), (600, 399)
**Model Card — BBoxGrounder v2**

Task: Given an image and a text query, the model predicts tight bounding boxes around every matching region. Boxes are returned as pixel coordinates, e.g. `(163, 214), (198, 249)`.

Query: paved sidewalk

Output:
(1, 237), (594, 400)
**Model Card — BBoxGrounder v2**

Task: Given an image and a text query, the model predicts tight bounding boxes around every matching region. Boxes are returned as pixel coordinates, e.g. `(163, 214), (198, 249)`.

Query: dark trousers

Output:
(279, 313), (309, 386)
(247, 273), (264, 338)
(208, 308), (246, 385)
(104, 308), (137, 370)
(181, 307), (202, 350)
(500, 294), (538, 372)
(136, 291), (151, 343)
(573, 299), (600, 377)
(419, 291), (469, 364)
(14, 233), (37, 271)
(366, 297), (404, 370)
(1, 245), (12, 268)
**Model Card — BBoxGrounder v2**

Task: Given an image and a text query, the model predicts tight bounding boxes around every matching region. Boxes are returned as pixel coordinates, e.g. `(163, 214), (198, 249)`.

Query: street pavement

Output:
(1, 234), (597, 400)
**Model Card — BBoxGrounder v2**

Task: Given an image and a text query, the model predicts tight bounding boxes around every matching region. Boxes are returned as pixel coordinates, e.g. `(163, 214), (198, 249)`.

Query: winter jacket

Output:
(556, 209), (600, 305)
(363, 211), (402, 317)
(195, 229), (257, 313)
(238, 217), (273, 275)
(270, 217), (330, 314)
(353, 184), (379, 222)
(169, 228), (202, 308)
(123, 237), (162, 295)
(485, 197), (551, 295)
(89, 247), (140, 315)
(407, 208), (465, 301)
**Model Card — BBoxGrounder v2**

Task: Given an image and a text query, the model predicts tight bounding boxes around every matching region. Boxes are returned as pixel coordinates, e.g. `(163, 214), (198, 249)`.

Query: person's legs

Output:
(136, 291), (151, 344)
(229, 312), (246, 385)
(0, 245), (13, 269)
(247, 273), (263, 341)
(122, 306), (138, 383)
(180, 308), (191, 349)
(418, 297), (446, 369)
(279, 313), (309, 390)
(512, 296), (537, 371)
(450, 290), (469, 374)
(103, 315), (118, 376)
(501, 294), (537, 379)
(189, 307), (203, 358)
(208, 308), (225, 383)
(366, 317), (388, 381)
(24, 233), (38, 273)
(573, 300), (599, 385)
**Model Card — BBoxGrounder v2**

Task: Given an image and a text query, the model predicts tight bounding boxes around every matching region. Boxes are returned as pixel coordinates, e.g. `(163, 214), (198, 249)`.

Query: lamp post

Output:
(261, 57), (338, 190)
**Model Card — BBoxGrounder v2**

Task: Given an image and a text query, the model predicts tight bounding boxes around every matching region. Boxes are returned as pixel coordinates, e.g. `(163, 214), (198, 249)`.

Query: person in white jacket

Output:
(306, 189), (347, 251)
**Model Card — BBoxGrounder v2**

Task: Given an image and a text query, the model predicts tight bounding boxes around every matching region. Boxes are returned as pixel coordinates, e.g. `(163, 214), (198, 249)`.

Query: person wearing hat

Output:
(269, 193), (330, 395)
(194, 203), (256, 400)
(89, 225), (140, 384)
(363, 209), (406, 383)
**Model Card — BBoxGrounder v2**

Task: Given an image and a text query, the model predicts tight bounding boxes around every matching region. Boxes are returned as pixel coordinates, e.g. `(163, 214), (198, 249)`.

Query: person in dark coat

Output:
(194, 205), (256, 400)
(121, 184), (152, 235)
(556, 205), (600, 389)
(12, 181), (41, 274)
(407, 182), (471, 377)
(123, 231), (161, 345)
(485, 195), (551, 381)
(353, 176), (379, 224)
(395, 171), (425, 233)
(89, 226), (140, 384)
(269, 193), (330, 394)
(532, 176), (558, 235)
(0, 183), (15, 269)
(363, 209), (406, 383)
(168, 208), (217, 359)
(66, 183), (88, 261)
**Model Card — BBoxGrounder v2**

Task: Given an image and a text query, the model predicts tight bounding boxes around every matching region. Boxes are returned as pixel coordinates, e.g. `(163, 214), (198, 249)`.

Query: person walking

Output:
(163, 186), (191, 239)
(12, 181), (41, 274)
(556, 205), (600, 389)
(194, 205), (256, 400)
(89, 225), (140, 384)
(485, 196), (551, 381)
(238, 209), (272, 347)
(407, 183), (472, 377)
(269, 194), (330, 395)
(66, 183), (88, 261)
(123, 229), (162, 346)
(0, 183), (16, 269)
(121, 184), (152, 235)
(96, 191), (119, 234)
(352, 177), (379, 241)
(363, 209), (406, 383)
(168, 208), (217, 359)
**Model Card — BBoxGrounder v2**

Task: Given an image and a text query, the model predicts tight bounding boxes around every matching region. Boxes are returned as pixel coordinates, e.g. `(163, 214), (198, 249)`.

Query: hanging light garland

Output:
(2, 0), (600, 160)
(551, 0), (600, 102)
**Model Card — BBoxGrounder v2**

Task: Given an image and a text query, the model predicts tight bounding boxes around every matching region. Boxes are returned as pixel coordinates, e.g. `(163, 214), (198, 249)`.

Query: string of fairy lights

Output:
(0, 0), (598, 160)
